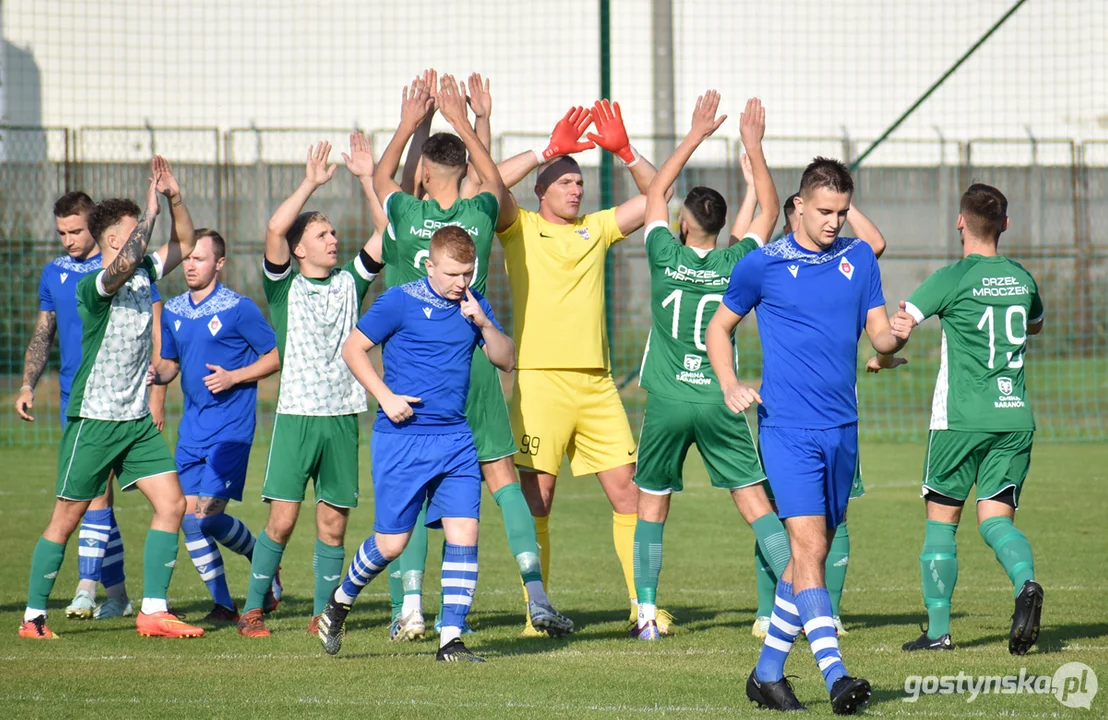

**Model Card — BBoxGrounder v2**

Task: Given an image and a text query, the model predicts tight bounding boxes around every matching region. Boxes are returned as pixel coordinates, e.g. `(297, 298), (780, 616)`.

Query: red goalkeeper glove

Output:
(587, 99), (636, 164)
(535, 106), (595, 161)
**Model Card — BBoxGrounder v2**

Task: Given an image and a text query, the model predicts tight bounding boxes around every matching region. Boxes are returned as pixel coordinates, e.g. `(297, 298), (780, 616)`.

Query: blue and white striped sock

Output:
(795, 587), (848, 691)
(181, 514), (234, 609)
(78, 508), (112, 582)
(336, 535), (388, 605)
(439, 543), (478, 647)
(755, 580), (802, 682)
(99, 509), (126, 590)
(198, 512), (257, 559)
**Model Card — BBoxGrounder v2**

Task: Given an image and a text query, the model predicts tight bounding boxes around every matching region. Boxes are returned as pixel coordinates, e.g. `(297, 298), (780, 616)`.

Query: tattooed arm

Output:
(100, 175), (160, 295)
(15, 311), (57, 421)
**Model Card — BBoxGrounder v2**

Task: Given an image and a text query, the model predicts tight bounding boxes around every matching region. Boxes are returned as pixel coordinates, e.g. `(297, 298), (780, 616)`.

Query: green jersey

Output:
(69, 254), (164, 421)
(905, 254), (1044, 432)
(263, 255), (377, 416)
(382, 191), (500, 294)
(639, 223), (761, 403)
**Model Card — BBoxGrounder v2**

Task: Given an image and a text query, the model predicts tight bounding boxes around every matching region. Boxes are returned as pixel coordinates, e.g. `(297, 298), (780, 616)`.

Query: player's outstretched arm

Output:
(148, 357), (180, 386)
(848, 202), (887, 258)
(460, 288), (515, 372)
(400, 70), (437, 197)
(152, 156), (196, 276)
(461, 73), (494, 199)
(203, 348), (280, 394)
(149, 298), (168, 431)
(739, 99), (779, 243)
(729, 153), (758, 244)
(342, 330), (421, 424)
(266, 142), (337, 267)
(343, 131), (389, 240)
(15, 310), (57, 421)
(645, 90), (727, 227)
(497, 107), (595, 190)
(436, 74), (518, 231)
(865, 353), (908, 373)
(376, 80), (435, 204)
(588, 99), (670, 235)
(868, 302), (911, 354)
(102, 176), (160, 296)
(706, 304), (761, 414)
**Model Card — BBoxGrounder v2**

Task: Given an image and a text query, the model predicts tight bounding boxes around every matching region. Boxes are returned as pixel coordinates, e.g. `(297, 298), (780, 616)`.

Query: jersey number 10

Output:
(977, 305), (1027, 369)
(661, 290), (723, 351)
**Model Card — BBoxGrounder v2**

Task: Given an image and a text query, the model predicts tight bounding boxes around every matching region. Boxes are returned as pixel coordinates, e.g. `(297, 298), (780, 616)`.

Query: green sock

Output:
(754, 540), (777, 618)
(398, 504), (429, 600)
(142, 529), (179, 601)
(493, 483), (542, 583)
(244, 530), (284, 612)
(27, 537), (66, 611)
(388, 564), (404, 621)
(826, 522), (850, 617)
(751, 512), (791, 578)
(920, 520), (959, 640)
(979, 516), (1035, 596)
(313, 539), (344, 616)
(633, 519), (664, 606)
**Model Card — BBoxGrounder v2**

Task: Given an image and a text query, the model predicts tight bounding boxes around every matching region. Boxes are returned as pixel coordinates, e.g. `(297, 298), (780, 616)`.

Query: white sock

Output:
(402, 594), (422, 615)
(335, 586), (356, 605)
(77, 578), (97, 597)
(439, 625), (462, 647)
(525, 580), (549, 606)
(638, 602), (657, 627)
(24, 607), (46, 623)
(141, 597), (168, 614)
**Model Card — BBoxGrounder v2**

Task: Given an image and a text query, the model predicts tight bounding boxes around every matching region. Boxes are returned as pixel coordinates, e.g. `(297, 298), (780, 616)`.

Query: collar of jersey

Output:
(53, 254), (103, 271)
(764, 234), (859, 265)
(188, 282), (224, 310)
(401, 278), (456, 309)
(299, 269), (337, 286)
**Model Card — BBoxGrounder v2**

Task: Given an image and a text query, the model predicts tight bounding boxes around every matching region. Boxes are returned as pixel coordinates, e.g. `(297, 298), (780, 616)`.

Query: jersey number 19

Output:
(977, 305), (1027, 369)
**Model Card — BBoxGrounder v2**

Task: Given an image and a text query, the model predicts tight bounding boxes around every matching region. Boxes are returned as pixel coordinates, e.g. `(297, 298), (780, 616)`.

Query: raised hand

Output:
(466, 73), (492, 119)
(305, 141), (338, 187)
(153, 155), (180, 199)
(342, 132), (375, 179)
(587, 99), (634, 162)
(460, 287), (490, 328)
(690, 89), (727, 139)
(866, 354), (909, 373)
(143, 170), (161, 219)
(400, 79), (435, 132)
(740, 153), (754, 186)
(722, 382), (762, 415)
(739, 97), (766, 149)
(434, 74), (470, 131)
(420, 68), (438, 111)
(379, 391), (421, 424)
(540, 106), (594, 160)
(890, 300), (918, 340)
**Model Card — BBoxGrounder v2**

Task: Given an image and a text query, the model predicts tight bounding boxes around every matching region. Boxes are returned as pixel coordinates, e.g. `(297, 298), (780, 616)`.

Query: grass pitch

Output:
(1, 440), (1106, 718)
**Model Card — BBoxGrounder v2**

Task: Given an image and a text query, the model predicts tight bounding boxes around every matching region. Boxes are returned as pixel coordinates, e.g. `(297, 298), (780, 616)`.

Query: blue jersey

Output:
(356, 278), (500, 435)
(161, 284), (277, 447)
(39, 253), (160, 404)
(723, 235), (885, 429)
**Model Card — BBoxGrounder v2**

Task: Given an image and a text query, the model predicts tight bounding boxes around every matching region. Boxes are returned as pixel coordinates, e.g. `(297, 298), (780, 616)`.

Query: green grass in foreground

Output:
(1, 441), (1106, 718)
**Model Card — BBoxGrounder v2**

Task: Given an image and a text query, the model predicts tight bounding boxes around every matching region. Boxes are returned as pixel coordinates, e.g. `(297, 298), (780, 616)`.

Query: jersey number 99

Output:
(519, 434), (540, 455)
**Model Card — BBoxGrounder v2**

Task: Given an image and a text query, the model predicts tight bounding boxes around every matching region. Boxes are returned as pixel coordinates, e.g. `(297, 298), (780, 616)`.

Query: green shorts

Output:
(922, 429), (1034, 506)
(57, 416), (175, 501)
(465, 349), (516, 463)
(263, 413), (360, 508)
(761, 446), (864, 501)
(635, 394), (765, 494)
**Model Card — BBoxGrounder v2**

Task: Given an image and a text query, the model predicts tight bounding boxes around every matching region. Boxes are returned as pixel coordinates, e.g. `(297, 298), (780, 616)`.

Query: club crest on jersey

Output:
(208, 315), (222, 336)
(787, 264), (799, 278)
(60, 272), (69, 284)
(839, 258), (854, 280)
(997, 377), (1013, 396)
(423, 307), (432, 319)
(683, 354), (702, 371)
(575, 228), (591, 240)
(174, 320), (181, 332)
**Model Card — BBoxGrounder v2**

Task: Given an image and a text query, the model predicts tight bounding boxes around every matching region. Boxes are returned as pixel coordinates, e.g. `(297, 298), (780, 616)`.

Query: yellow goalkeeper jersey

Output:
(500, 207), (625, 370)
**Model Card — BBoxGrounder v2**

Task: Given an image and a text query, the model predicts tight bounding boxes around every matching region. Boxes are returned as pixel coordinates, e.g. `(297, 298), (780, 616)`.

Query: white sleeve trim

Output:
(1029, 311), (1044, 325)
(95, 270), (111, 297)
(904, 301), (927, 324)
(643, 220), (669, 244)
(352, 254), (378, 282)
(263, 260), (291, 282)
(147, 252), (164, 281)
(743, 232), (765, 248)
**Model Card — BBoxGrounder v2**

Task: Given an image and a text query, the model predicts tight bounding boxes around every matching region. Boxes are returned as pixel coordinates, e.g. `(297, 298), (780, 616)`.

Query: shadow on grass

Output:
(841, 611), (966, 632)
(957, 621), (1108, 654)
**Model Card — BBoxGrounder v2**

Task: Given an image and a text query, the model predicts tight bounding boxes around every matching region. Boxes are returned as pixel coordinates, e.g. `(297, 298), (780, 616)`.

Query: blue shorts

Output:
(176, 442), (253, 501)
(371, 431), (481, 534)
(759, 423), (858, 529)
